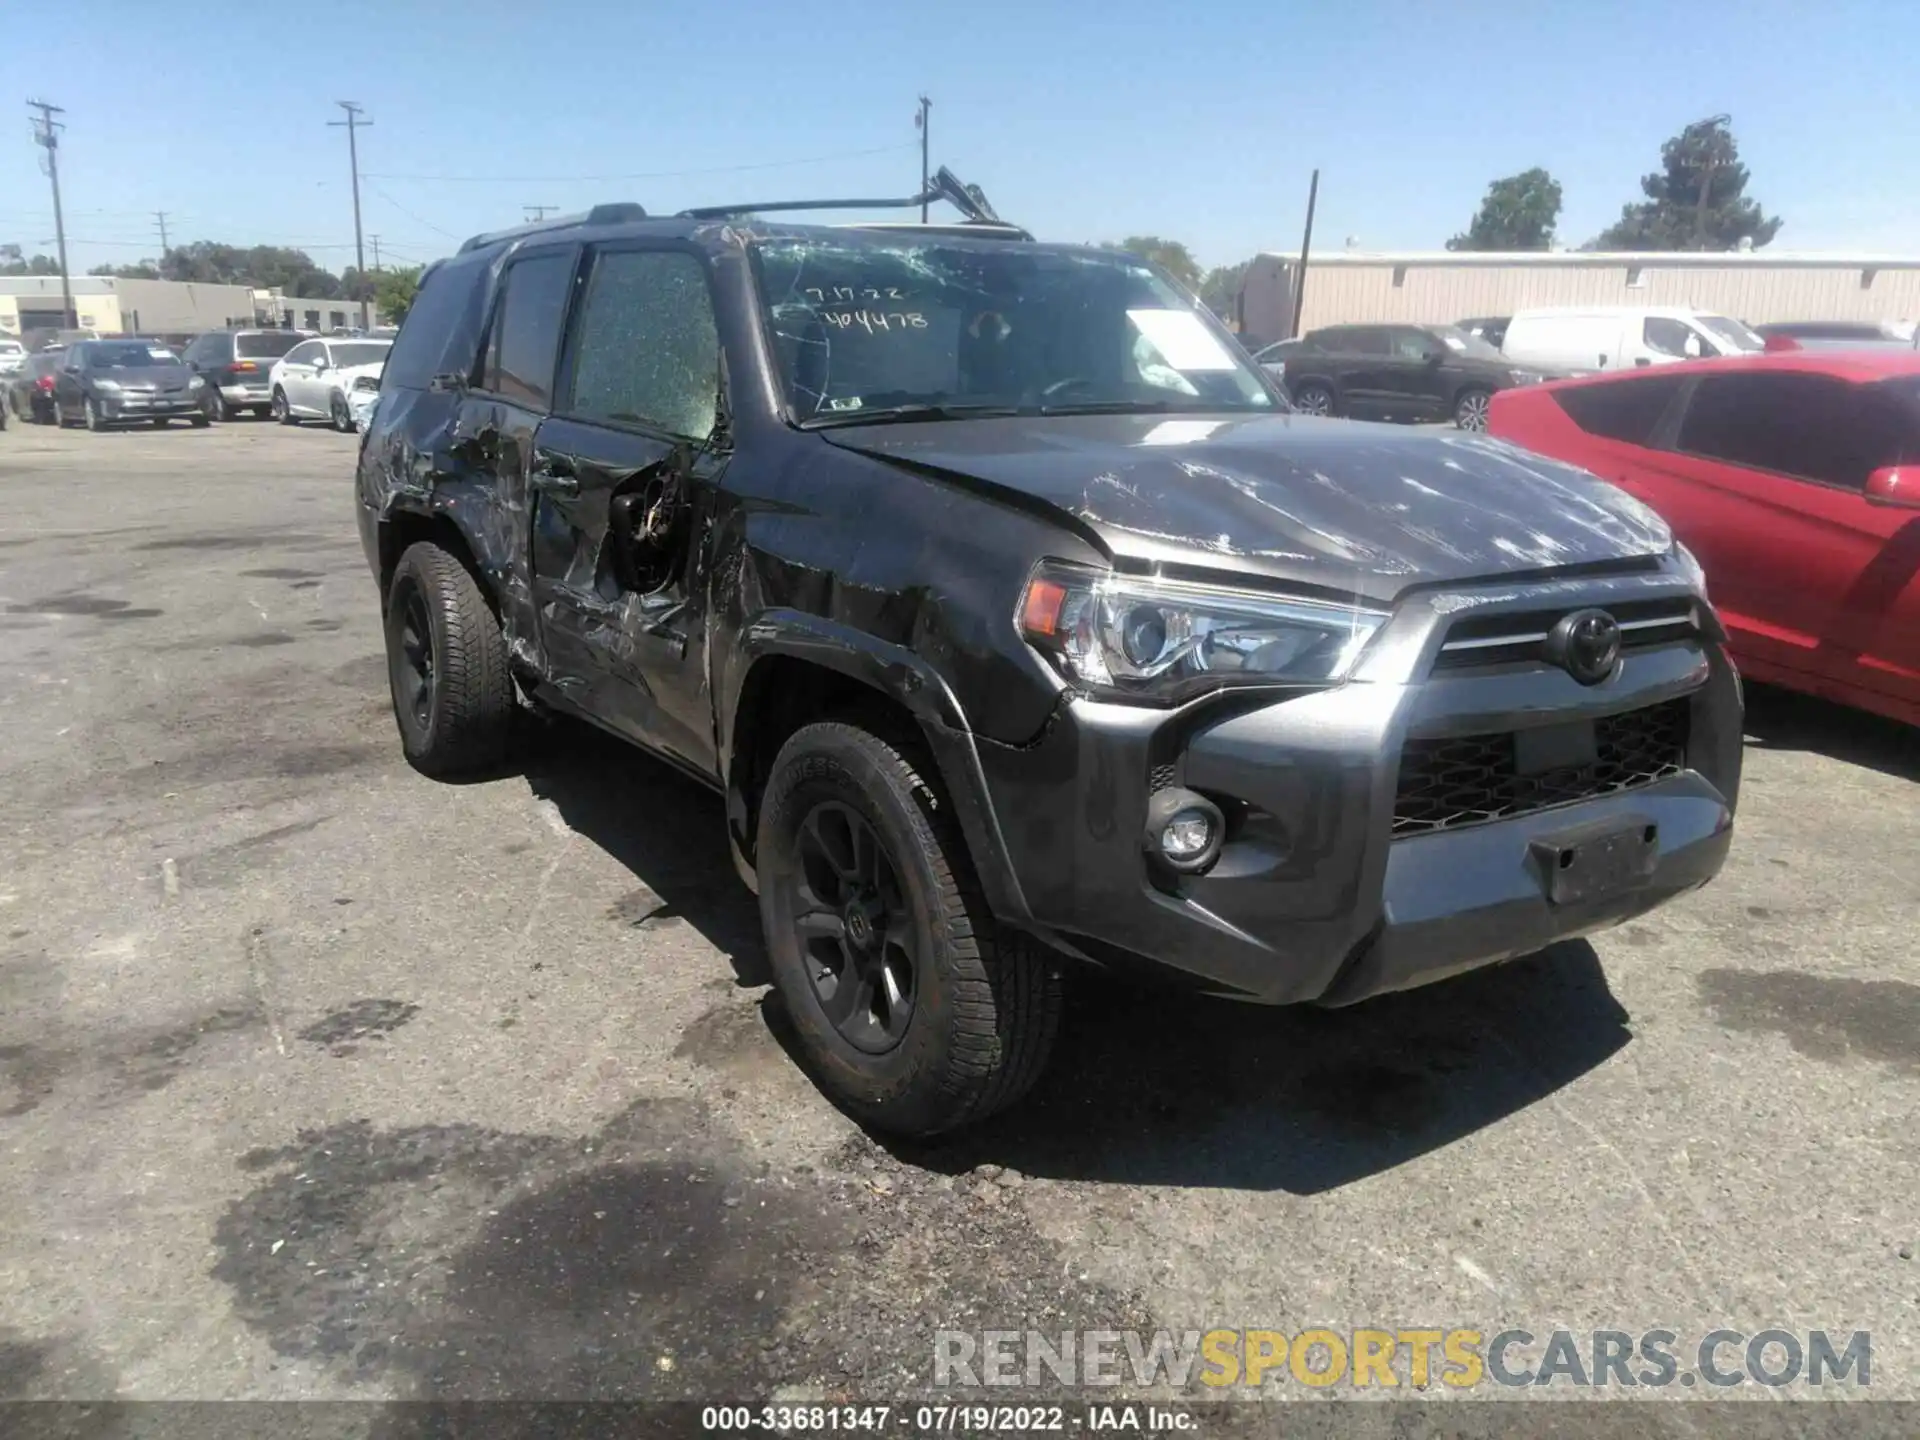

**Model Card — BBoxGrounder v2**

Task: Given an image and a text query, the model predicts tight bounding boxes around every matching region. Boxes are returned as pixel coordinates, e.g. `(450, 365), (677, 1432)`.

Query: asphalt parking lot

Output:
(0, 420), (1915, 1419)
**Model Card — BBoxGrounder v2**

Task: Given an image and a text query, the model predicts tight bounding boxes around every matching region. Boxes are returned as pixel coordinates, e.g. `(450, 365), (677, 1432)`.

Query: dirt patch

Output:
(4, 595), (163, 621)
(299, 1000), (421, 1056)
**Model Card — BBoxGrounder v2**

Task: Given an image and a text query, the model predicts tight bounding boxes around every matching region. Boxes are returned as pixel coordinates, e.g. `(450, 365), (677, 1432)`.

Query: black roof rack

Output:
(676, 165), (1010, 226)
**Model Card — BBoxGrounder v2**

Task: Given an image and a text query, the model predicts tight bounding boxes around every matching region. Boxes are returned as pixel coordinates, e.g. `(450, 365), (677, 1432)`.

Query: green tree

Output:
(1596, 116), (1782, 251)
(0, 252), (62, 276)
(89, 261), (162, 279)
(1199, 260), (1253, 321)
(1447, 168), (1563, 251)
(373, 266), (423, 325)
(1105, 236), (1203, 289)
(159, 242), (345, 295)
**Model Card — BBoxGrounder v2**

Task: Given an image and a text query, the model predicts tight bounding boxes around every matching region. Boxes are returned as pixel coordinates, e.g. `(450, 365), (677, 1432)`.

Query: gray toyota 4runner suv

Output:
(355, 172), (1741, 1137)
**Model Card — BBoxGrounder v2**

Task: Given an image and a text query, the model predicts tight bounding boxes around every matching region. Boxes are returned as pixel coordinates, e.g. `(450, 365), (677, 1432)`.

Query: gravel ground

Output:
(0, 420), (1914, 1426)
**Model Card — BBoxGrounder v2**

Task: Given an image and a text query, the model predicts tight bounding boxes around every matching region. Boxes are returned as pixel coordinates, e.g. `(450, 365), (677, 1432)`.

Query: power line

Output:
(328, 102), (372, 329)
(362, 141), (917, 185)
(364, 181), (462, 240)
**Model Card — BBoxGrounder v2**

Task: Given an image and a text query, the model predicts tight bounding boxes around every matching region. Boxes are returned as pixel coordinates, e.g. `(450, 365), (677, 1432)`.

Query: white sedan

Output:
(268, 337), (392, 431)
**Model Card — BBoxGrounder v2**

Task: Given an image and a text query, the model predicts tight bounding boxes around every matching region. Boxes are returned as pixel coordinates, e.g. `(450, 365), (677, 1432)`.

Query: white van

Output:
(1502, 306), (1766, 375)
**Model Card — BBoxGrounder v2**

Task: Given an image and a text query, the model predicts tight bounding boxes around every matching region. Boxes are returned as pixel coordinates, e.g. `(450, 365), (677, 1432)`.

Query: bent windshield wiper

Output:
(800, 402), (1023, 430)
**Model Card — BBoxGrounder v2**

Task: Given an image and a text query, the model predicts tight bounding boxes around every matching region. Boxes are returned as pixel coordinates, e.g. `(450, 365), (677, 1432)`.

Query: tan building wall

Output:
(1238, 252), (1920, 342)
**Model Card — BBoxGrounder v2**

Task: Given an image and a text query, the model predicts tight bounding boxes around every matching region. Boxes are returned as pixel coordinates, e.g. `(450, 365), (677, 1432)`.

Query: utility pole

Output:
(27, 99), (73, 330)
(329, 101), (371, 329)
(1688, 113), (1732, 249)
(524, 204), (556, 222)
(1289, 168), (1319, 340)
(914, 96), (931, 221)
(154, 210), (170, 255)
(369, 235), (381, 271)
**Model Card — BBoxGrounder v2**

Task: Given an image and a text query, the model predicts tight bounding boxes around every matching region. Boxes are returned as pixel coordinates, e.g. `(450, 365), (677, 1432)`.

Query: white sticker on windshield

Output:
(148, 348), (176, 360)
(1139, 420), (1226, 446)
(1126, 309), (1237, 372)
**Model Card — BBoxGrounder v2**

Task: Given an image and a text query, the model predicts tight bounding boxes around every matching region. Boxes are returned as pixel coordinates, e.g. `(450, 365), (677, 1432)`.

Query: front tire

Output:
(84, 397), (107, 432)
(1293, 382), (1336, 416)
(272, 388), (296, 425)
(330, 393), (354, 432)
(1454, 387), (1492, 432)
(757, 721), (1062, 1137)
(383, 542), (514, 777)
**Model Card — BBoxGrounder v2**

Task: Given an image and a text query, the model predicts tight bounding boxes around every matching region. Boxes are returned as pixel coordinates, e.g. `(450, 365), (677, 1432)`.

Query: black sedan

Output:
(1272, 323), (1547, 431)
(6, 350), (65, 424)
(51, 339), (211, 430)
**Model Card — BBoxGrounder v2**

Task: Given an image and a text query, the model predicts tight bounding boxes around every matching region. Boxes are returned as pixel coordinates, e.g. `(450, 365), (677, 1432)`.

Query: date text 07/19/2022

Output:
(699, 1403), (1196, 1432)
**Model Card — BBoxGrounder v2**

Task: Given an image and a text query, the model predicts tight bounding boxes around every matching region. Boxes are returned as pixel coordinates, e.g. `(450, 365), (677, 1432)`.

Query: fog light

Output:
(1161, 810), (1214, 859)
(1143, 786), (1226, 875)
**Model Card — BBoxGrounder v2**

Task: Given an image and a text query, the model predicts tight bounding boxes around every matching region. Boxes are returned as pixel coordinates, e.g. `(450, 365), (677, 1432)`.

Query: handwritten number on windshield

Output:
(821, 310), (928, 333)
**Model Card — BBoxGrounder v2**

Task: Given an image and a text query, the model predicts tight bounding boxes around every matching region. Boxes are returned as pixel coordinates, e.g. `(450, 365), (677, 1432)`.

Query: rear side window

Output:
(480, 251), (576, 408)
(236, 331), (302, 360)
(1676, 372), (1907, 489)
(565, 250), (719, 440)
(1552, 374), (1684, 446)
(385, 259), (486, 391)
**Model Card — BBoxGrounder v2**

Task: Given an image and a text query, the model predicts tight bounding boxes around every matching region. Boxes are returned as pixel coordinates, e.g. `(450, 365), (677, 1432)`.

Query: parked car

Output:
(1249, 338), (1305, 382)
(1503, 306), (1766, 375)
(1275, 323), (1547, 430)
(0, 338), (26, 376)
(5, 350), (64, 423)
(180, 328), (311, 420)
(346, 372), (382, 432)
(357, 174), (1738, 1137)
(51, 338), (211, 430)
(1753, 320), (1919, 354)
(1488, 351), (1920, 728)
(1456, 316), (1511, 350)
(268, 336), (393, 430)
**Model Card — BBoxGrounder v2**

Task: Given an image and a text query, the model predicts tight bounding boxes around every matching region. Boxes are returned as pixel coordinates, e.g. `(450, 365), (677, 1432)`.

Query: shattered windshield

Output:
(750, 238), (1277, 424)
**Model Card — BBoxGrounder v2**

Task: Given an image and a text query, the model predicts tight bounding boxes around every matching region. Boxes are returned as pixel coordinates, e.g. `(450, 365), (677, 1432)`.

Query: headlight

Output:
(352, 375), (379, 393)
(91, 378), (121, 392)
(1017, 563), (1386, 704)
(188, 375), (205, 390)
(1508, 369), (1543, 386)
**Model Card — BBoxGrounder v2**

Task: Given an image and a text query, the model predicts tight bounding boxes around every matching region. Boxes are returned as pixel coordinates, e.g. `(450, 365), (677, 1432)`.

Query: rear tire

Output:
(189, 414), (210, 429)
(1293, 382), (1336, 417)
(204, 389), (232, 422)
(757, 721), (1062, 1137)
(383, 542), (515, 777)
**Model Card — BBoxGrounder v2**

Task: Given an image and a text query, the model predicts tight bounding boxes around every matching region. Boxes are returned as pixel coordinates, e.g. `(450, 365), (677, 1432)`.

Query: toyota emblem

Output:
(1546, 609), (1622, 686)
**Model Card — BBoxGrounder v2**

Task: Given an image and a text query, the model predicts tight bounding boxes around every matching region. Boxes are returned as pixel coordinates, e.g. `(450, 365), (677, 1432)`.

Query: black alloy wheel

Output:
(785, 800), (918, 1053)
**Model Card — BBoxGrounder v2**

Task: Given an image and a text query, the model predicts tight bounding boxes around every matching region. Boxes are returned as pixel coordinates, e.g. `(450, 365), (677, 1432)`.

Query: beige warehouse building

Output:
(1236, 250), (1920, 344)
(0, 276), (380, 343)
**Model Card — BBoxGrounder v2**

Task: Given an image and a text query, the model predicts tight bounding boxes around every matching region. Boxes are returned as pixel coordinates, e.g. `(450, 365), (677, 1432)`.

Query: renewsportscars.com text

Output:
(934, 1328), (1871, 1390)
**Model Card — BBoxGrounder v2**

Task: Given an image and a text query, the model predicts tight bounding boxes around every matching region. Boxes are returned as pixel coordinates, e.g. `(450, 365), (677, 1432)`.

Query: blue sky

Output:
(5, 0), (1917, 277)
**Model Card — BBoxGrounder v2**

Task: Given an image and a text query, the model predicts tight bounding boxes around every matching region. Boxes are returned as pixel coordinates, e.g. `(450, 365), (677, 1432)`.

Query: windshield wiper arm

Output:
(800, 402), (1023, 430)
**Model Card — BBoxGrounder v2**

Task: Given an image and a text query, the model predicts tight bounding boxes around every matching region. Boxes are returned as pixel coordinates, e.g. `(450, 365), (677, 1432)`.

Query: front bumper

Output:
(970, 568), (1741, 1006)
(347, 388), (379, 429)
(98, 390), (204, 419)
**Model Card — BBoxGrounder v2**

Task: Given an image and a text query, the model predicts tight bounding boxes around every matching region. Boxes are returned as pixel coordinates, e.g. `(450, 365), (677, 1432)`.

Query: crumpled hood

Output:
(823, 412), (1671, 602)
(333, 361), (385, 389)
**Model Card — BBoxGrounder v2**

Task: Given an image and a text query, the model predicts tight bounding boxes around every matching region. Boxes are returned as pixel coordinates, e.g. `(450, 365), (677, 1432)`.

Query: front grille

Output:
(1432, 597), (1699, 672)
(1392, 699), (1690, 836)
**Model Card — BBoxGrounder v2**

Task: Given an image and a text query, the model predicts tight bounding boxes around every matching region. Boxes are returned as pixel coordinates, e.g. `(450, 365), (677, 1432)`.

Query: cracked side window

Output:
(565, 251), (718, 441)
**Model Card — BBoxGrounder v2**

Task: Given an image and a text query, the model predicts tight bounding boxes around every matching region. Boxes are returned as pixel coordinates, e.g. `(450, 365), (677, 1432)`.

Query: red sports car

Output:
(1488, 352), (1920, 728)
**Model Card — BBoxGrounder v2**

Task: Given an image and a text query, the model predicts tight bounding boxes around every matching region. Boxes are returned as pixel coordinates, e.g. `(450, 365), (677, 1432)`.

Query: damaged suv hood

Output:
(823, 412), (1671, 601)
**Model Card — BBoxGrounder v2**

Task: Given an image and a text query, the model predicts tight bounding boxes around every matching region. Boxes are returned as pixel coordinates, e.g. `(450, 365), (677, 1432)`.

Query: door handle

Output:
(529, 448), (579, 497)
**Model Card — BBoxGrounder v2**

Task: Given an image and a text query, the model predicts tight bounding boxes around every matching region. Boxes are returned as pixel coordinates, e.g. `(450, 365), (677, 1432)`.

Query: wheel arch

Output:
(722, 614), (1031, 924)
